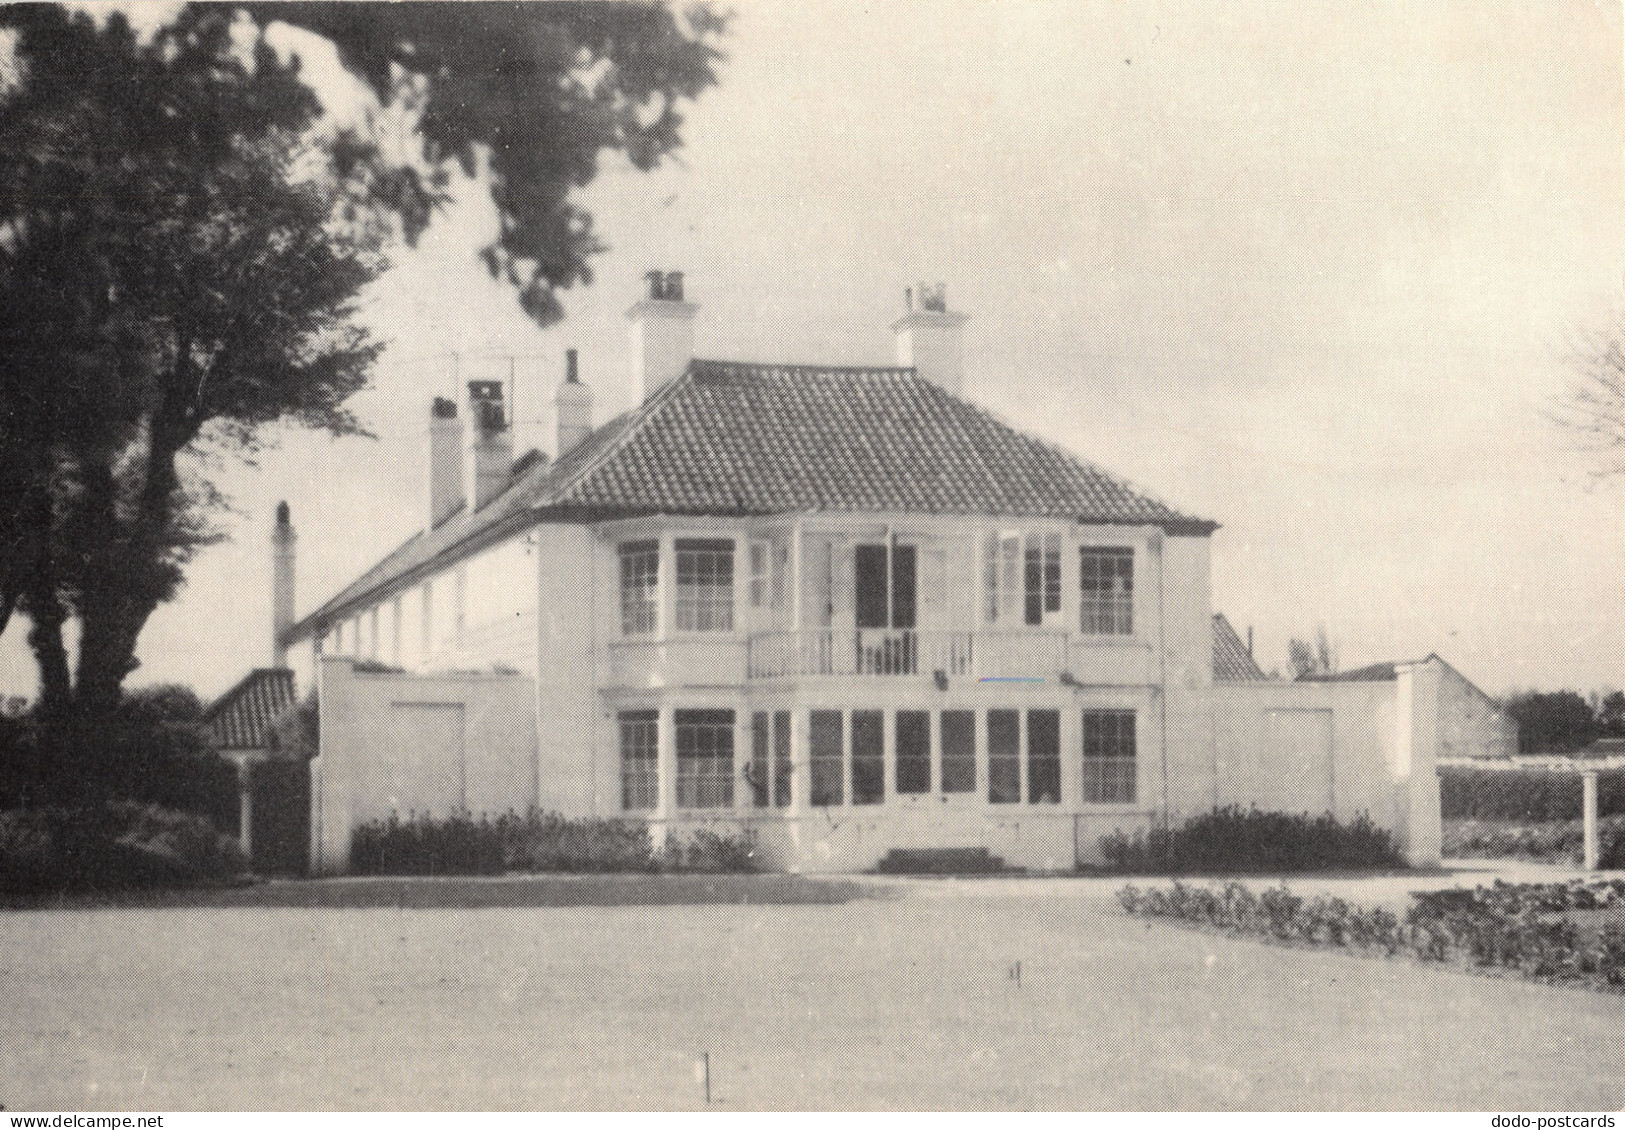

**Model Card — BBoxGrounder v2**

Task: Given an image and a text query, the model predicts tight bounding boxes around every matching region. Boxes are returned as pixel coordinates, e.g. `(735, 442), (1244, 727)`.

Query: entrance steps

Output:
(875, 846), (1017, 875)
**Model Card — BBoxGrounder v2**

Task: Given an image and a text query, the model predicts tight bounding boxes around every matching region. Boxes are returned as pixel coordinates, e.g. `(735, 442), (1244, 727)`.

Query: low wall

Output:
(1203, 664), (1441, 866)
(311, 657), (538, 874)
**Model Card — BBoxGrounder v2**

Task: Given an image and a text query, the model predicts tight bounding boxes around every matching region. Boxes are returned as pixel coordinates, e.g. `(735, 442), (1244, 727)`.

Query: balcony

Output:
(746, 629), (1071, 681)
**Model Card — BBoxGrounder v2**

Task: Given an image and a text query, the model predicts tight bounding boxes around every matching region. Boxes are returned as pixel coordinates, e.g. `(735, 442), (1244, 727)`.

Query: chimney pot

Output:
(565, 347), (579, 383)
(467, 380), (513, 508)
(645, 269), (665, 300)
(664, 271), (684, 301)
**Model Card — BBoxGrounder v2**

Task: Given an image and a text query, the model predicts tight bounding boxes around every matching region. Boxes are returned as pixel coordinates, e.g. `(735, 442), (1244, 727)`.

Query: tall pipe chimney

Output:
(893, 282), (969, 397)
(427, 396), (464, 529)
(628, 268), (697, 402)
(271, 501), (296, 668)
(556, 348), (594, 458)
(467, 379), (514, 509)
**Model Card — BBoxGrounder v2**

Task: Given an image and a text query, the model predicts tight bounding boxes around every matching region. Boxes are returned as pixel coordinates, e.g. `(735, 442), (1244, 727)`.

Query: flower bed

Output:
(1118, 878), (1625, 994)
(1098, 805), (1404, 873)
(1444, 815), (1625, 868)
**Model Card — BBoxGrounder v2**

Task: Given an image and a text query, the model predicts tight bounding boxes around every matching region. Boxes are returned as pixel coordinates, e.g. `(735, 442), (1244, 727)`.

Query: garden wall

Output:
(310, 657), (538, 874)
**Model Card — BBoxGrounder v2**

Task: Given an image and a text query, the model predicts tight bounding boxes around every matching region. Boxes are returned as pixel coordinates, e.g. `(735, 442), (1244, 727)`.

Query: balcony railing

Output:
(747, 629), (1069, 680)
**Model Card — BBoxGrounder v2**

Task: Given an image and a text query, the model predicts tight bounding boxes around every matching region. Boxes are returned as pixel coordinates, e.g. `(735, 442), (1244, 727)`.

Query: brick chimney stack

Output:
(271, 501), (296, 668)
(893, 282), (970, 397)
(627, 269), (697, 402)
(556, 348), (594, 458)
(427, 395), (464, 529)
(467, 379), (513, 509)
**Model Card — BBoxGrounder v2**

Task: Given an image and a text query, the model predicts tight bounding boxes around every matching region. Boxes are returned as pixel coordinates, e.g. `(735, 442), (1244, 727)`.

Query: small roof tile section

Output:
(205, 668), (298, 752)
(1212, 613), (1268, 681)
(289, 361), (1215, 639)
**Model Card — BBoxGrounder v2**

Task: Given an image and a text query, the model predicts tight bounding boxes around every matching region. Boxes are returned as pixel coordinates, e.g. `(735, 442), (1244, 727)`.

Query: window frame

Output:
(988, 708), (1021, 804)
(1079, 546), (1134, 637)
(852, 710), (885, 805)
(941, 710), (976, 794)
(1083, 709), (1138, 805)
(619, 710), (659, 812)
(618, 540), (660, 636)
(810, 709), (844, 807)
(675, 708), (735, 809)
(675, 538), (736, 633)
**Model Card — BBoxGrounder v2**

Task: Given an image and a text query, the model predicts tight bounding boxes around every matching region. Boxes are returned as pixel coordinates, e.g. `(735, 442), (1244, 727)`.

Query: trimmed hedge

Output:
(1098, 805), (1404, 873)
(348, 808), (759, 876)
(1119, 878), (1625, 994)
(1440, 766), (1625, 822)
(0, 803), (246, 894)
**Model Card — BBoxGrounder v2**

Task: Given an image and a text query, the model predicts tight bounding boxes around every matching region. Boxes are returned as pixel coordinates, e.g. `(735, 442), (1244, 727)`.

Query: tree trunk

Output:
(25, 586), (71, 719)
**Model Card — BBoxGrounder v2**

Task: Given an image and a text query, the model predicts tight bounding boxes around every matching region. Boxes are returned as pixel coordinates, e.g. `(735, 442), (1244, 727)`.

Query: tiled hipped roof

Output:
(289, 361), (1216, 640)
(205, 668), (298, 752)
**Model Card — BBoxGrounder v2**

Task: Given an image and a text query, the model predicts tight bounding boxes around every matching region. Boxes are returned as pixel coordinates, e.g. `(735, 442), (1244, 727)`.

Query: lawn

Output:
(1, 885), (1620, 1110)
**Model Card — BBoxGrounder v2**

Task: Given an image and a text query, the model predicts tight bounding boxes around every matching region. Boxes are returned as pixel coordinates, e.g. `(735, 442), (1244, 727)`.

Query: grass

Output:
(1, 886), (1621, 1110)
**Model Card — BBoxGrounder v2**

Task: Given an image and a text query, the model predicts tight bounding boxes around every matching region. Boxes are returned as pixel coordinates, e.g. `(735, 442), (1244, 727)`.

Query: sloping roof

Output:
(205, 668), (298, 751)
(288, 361), (1216, 641)
(1299, 661), (1404, 683)
(1212, 613), (1268, 681)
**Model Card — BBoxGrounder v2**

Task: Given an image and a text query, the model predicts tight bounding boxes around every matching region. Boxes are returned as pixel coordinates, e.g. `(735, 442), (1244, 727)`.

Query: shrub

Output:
(347, 808), (758, 875)
(0, 802), (245, 893)
(1440, 767), (1625, 822)
(1098, 805), (1404, 873)
(1118, 875), (1625, 994)
(1444, 815), (1625, 867)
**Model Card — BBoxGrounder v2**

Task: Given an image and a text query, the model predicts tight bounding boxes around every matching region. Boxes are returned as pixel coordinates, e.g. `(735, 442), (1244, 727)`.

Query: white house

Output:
(279, 272), (1445, 874)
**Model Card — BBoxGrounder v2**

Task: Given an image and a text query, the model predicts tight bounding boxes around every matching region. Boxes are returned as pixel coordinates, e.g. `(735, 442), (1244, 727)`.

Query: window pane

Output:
(749, 544), (768, 608)
(941, 710), (976, 793)
(891, 544), (916, 629)
(676, 709), (734, 809)
(676, 540), (734, 633)
(1028, 709), (1060, 804)
(855, 545), (889, 629)
(1080, 548), (1133, 635)
(810, 710), (843, 807)
(1024, 536), (1043, 625)
(1044, 532), (1061, 614)
(772, 711), (792, 808)
(896, 710), (930, 794)
(619, 710), (658, 811)
(1083, 709), (1137, 804)
(749, 713), (771, 808)
(988, 709), (1020, 804)
(619, 541), (658, 636)
(852, 710), (884, 805)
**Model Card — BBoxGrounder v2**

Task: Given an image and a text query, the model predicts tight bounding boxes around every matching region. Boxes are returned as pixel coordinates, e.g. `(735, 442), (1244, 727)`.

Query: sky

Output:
(3, 0), (1623, 701)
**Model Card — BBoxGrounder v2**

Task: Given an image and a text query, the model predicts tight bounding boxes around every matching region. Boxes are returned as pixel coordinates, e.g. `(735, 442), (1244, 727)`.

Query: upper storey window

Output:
(1079, 547), (1133, 635)
(986, 531), (1060, 626)
(676, 538), (734, 632)
(619, 540), (659, 635)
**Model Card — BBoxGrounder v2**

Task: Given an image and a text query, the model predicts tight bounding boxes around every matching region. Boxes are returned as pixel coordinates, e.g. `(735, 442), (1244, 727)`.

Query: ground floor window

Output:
(676, 709), (734, 809)
(620, 710), (658, 811)
(749, 713), (772, 808)
(810, 710), (844, 807)
(852, 710), (884, 804)
(988, 709), (1020, 804)
(772, 710), (792, 808)
(941, 710), (976, 793)
(1028, 709), (1060, 804)
(1083, 709), (1137, 803)
(896, 710), (931, 794)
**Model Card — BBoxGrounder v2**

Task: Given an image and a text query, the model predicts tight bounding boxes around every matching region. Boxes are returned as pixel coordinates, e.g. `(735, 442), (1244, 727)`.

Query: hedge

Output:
(1098, 805), (1404, 873)
(1439, 767), (1625, 822)
(348, 808), (758, 876)
(0, 802), (246, 894)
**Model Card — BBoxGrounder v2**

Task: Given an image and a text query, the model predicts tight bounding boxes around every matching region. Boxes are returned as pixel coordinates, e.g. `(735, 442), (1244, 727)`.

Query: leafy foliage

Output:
(0, 685), (238, 822)
(348, 808), (758, 876)
(1119, 877), (1625, 994)
(231, 1), (729, 326)
(1444, 816), (1625, 869)
(1440, 767), (1625, 822)
(1502, 691), (1604, 754)
(1098, 805), (1404, 874)
(0, 801), (245, 893)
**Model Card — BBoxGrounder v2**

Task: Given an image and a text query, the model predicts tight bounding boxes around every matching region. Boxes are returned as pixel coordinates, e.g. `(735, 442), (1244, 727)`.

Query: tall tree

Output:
(1554, 327), (1625, 481)
(0, 6), (382, 730)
